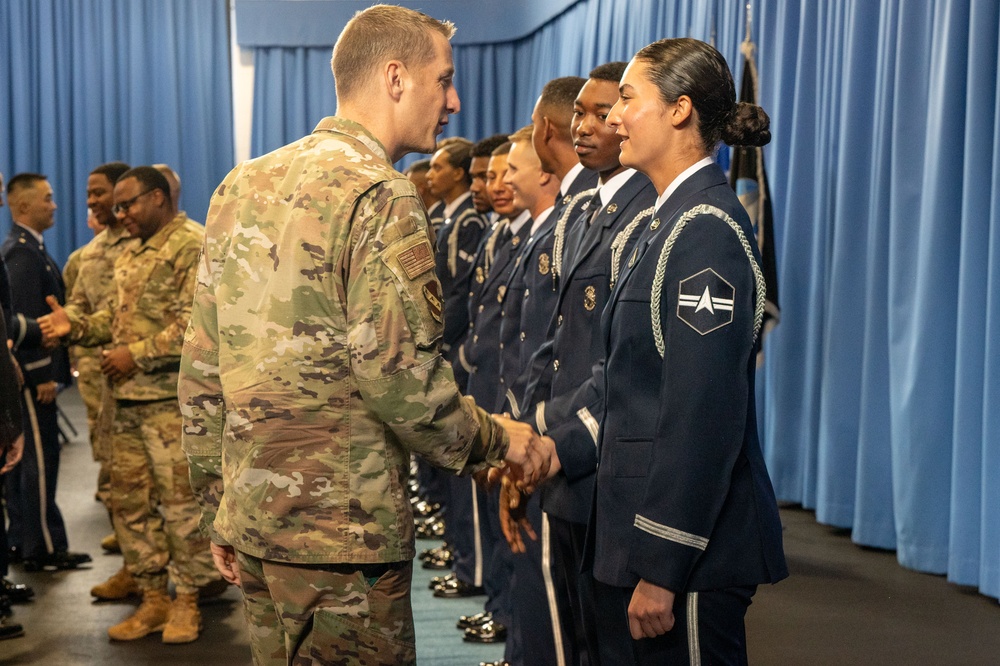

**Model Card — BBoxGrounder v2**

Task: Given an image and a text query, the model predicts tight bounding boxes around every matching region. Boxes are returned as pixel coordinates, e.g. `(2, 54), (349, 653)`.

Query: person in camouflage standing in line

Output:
(41, 166), (220, 644)
(177, 5), (553, 665)
(59, 161), (132, 561)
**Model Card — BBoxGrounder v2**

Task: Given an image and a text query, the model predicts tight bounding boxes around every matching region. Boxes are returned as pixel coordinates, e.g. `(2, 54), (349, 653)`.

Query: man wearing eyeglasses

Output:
(40, 166), (218, 644)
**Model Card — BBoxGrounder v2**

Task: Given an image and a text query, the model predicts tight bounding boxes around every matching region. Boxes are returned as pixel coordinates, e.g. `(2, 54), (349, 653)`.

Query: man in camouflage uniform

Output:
(177, 6), (549, 665)
(41, 166), (219, 644)
(60, 161), (131, 557)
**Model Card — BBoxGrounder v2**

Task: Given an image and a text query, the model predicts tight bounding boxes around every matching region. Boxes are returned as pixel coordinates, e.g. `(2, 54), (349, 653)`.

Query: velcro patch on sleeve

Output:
(396, 239), (435, 279)
(422, 280), (443, 323)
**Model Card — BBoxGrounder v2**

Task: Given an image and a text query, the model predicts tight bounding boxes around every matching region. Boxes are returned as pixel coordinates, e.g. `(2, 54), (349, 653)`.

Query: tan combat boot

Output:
(100, 533), (120, 553)
(91, 566), (140, 601)
(107, 589), (170, 641)
(162, 592), (201, 644)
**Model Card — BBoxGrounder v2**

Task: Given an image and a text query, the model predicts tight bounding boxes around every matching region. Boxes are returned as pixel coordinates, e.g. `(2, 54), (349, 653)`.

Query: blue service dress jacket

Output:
(521, 172), (658, 525)
(494, 211), (559, 413)
(462, 217), (527, 409)
(585, 162), (787, 593)
(1, 226), (71, 389)
(434, 193), (487, 357)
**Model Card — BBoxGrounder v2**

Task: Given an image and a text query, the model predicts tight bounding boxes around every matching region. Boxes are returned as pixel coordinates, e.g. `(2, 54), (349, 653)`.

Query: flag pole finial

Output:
(744, 0), (753, 44)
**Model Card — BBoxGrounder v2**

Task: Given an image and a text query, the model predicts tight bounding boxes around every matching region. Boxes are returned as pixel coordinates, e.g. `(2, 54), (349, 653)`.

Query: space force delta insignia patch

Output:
(677, 268), (734, 335)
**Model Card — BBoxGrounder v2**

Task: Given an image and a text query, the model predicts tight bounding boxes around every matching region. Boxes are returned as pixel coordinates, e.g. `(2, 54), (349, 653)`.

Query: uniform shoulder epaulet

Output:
(650, 204), (766, 358)
(552, 188), (597, 279)
(610, 206), (654, 289)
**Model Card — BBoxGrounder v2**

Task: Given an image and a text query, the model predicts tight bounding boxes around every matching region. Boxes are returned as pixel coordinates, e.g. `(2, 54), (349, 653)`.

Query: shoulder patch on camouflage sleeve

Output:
(423, 280), (443, 323)
(397, 238), (435, 279)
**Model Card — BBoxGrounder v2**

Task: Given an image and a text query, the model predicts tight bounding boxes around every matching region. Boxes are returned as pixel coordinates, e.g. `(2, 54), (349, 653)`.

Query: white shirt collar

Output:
(559, 163), (586, 196)
(443, 191), (472, 220)
(15, 223), (44, 246)
(529, 206), (554, 235)
(596, 168), (638, 207)
(507, 209), (531, 236)
(653, 157), (715, 213)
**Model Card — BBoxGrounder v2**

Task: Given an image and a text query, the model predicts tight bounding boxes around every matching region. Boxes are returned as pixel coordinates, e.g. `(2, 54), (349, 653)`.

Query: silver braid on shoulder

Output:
(552, 188), (597, 280)
(651, 204), (766, 358)
(610, 207), (654, 288)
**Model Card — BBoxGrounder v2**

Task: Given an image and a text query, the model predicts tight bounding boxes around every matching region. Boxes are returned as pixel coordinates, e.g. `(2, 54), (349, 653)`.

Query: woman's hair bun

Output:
(722, 102), (771, 147)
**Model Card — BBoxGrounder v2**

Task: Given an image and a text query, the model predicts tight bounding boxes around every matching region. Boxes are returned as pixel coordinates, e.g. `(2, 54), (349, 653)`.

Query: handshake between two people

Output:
(487, 414), (562, 554)
(37, 296), (138, 382)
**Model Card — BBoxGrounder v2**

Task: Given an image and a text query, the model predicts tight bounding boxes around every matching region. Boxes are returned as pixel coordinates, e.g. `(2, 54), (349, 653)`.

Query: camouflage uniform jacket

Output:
(63, 224), (139, 347)
(178, 116), (510, 565)
(63, 232), (117, 370)
(74, 213), (203, 401)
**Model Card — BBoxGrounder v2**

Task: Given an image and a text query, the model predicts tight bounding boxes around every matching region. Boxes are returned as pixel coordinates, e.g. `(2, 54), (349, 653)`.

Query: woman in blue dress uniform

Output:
(586, 38), (788, 665)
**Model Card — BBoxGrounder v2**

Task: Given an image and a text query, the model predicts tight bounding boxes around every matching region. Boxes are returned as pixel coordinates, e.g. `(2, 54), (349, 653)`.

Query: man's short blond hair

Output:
(508, 125), (535, 145)
(332, 4), (456, 102)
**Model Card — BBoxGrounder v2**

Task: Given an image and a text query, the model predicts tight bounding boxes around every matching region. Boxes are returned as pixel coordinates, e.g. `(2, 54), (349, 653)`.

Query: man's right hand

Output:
(38, 295), (71, 342)
(492, 414), (554, 489)
(210, 542), (241, 586)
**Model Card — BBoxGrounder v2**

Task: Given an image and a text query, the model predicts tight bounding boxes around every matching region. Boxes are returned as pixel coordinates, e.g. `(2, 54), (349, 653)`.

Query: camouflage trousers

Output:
(110, 399), (218, 594)
(235, 552), (416, 666)
(72, 353), (112, 511)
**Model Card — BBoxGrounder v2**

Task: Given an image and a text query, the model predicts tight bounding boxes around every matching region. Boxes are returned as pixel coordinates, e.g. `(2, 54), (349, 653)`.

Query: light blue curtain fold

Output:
(0, 0), (233, 267)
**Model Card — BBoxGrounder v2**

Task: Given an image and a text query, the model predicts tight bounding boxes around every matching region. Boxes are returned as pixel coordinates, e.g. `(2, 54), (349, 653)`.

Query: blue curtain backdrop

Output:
(0, 0), (234, 267)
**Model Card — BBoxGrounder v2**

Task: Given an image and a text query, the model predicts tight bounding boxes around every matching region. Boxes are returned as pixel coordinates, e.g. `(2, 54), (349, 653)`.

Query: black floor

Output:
(2, 388), (998, 665)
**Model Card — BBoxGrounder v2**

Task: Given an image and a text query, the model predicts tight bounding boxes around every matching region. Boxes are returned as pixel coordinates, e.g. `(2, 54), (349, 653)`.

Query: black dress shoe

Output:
(428, 572), (456, 590)
(22, 550), (92, 572)
(419, 544), (453, 561)
(463, 619), (507, 643)
(0, 615), (24, 641)
(421, 553), (453, 570)
(415, 516), (446, 539)
(456, 610), (492, 630)
(412, 500), (441, 518)
(1, 579), (33, 603)
(433, 577), (485, 599)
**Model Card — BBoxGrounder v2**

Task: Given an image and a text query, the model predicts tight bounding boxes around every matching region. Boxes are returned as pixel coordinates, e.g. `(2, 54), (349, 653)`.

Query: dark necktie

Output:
(586, 190), (603, 226)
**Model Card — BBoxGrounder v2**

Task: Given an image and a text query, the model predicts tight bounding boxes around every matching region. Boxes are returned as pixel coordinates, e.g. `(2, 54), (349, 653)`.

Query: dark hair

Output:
(472, 134), (510, 158)
(6, 173), (47, 196)
(540, 76), (587, 109)
(538, 76), (587, 134)
(634, 38), (770, 150)
(90, 161), (131, 184)
(491, 141), (512, 157)
(436, 137), (474, 184)
(589, 61), (628, 84)
(406, 159), (430, 175)
(118, 166), (171, 201)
